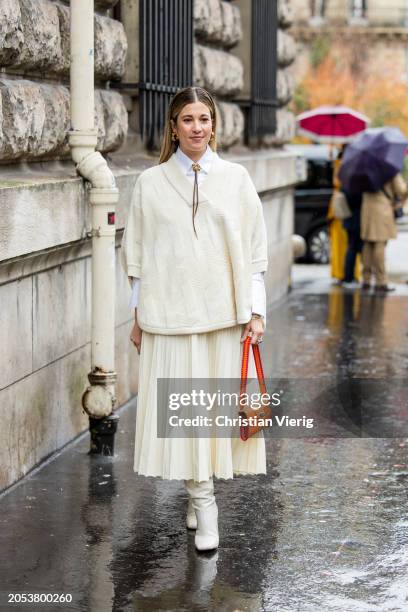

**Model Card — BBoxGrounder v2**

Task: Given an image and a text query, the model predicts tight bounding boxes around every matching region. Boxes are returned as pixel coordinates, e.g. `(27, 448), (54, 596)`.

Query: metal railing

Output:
(114, 0), (278, 149)
(139, 0), (193, 149)
(248, 0), (278, 144)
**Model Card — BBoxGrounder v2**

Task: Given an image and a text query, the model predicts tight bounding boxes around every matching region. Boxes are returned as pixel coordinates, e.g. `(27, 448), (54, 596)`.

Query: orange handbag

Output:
(239, 336), (273, 441)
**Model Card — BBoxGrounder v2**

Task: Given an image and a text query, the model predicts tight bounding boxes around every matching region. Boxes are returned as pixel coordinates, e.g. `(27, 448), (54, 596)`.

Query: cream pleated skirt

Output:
(134, 324), (266, 482)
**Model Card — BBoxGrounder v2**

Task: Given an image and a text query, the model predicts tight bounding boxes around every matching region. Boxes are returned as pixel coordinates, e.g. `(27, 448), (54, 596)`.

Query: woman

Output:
(327, 147), (348, 282)
(328, 146), (361, 283)
(361, 172), (407, 292)
(121, 87), (268, 552)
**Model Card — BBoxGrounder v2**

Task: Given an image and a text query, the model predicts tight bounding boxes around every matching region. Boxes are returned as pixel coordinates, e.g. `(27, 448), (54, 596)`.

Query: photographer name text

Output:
(167, 414), (314, 428)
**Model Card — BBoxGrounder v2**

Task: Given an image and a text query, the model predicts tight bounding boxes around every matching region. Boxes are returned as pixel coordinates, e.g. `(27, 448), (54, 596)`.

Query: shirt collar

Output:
(161, 152), (226, 207)
(175, 144), (215, 175)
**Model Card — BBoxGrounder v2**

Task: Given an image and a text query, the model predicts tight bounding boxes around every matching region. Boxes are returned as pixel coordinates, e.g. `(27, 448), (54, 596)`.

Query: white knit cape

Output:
(121, 153), (268, 335)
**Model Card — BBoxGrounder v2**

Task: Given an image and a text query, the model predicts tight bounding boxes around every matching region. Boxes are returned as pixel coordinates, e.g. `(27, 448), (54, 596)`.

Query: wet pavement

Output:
(1, 266), (408, 612)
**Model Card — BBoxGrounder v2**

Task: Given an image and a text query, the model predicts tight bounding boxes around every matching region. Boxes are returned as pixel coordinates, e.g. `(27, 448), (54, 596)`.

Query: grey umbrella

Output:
(338, 127), (408, 193)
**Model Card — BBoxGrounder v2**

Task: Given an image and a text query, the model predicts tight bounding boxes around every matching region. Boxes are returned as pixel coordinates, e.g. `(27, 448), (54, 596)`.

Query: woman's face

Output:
(172, 101), (213, 157)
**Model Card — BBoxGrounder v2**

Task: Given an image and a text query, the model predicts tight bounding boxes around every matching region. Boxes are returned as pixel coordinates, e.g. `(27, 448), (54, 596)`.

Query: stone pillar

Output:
(119, 0), (139, 85)
(232, 0), (252, 103)
(193, 0), (245, 148)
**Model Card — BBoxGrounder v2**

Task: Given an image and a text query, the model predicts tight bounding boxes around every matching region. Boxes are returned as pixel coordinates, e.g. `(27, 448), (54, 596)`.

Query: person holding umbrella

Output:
(296, 106), (369, 282)
(327, 145), (351, 283)
(360, 172), (407, 292)
(342, 187), (363, 288)
(339, 127), (408, 293)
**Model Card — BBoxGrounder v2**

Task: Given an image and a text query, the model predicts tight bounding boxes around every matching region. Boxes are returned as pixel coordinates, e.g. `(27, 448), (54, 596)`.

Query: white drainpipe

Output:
(69, 0), (119, 427)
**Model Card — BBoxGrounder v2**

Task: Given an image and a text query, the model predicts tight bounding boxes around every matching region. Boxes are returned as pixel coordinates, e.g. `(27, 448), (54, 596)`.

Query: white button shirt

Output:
(175, 142), (215, 184)
(129, 145), (266, 321)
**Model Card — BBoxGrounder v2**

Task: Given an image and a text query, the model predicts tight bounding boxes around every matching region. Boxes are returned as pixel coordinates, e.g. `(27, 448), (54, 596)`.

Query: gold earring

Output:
(210, 131), (215, 141)
(172, 132), (178, 142)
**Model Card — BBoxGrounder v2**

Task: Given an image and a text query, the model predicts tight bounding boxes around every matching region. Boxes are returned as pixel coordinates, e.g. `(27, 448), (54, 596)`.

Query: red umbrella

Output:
(296, 105), (370, 144)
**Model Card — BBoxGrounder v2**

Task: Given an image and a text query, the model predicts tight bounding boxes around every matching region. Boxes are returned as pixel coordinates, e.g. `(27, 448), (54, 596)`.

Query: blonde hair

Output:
(159, 86), (218, 164)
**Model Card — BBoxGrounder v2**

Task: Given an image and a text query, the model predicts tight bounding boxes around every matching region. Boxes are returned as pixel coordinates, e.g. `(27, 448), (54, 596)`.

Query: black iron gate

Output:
(139, 0), (193, 149)
(248, 0), (278, 144)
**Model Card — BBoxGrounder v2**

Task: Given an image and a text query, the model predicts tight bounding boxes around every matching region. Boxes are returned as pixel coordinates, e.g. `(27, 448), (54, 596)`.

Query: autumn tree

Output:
(292, 34), (408, 136)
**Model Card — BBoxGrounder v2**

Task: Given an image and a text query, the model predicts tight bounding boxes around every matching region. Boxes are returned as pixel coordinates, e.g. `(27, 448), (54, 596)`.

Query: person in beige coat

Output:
(360, 172), (407, 292)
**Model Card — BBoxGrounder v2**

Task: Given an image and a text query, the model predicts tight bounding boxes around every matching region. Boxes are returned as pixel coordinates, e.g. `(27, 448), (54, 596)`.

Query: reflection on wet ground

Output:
(0, 273), (407, 611)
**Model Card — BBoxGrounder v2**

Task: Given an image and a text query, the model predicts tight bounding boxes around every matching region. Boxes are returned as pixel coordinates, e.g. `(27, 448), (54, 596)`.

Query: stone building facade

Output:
(0, 0), (128, 161)
(0, 0), (303, 492)
(291, 0), (408, 84)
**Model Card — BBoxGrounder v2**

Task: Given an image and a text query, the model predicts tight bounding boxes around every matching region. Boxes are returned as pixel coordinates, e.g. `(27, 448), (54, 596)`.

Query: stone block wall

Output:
(0, 147), (301, 492)
(0, 0), (128, 163)
(245, 150), (298, 305)
(193, 0), (297, 147)
(0, 0), (298, 160)
(193, 0), (244, 148)
(272, 0), (297, 146)
(0, 171), (140, 492)
(0, 0), (302, 493)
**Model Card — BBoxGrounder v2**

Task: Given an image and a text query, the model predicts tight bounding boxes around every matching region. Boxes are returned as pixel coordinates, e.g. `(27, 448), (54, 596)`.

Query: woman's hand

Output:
(240, 317), (265, 345)
(130, 317), (143, 354)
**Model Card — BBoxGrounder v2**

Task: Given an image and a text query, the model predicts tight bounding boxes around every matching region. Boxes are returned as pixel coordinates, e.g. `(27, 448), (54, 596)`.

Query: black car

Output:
(287, 145), (338, 264)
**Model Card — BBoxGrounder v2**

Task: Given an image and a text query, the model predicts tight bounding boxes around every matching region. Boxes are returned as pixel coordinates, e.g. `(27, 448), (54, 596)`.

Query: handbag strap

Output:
(240, 336), (251, 396)
(252, 340), (267, 394)
(240, 336), (266, 396)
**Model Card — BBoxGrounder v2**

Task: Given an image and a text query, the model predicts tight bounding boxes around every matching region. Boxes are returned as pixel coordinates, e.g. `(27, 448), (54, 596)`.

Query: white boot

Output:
(186, 497), (198, 530)
(185, 478), (219, 551)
